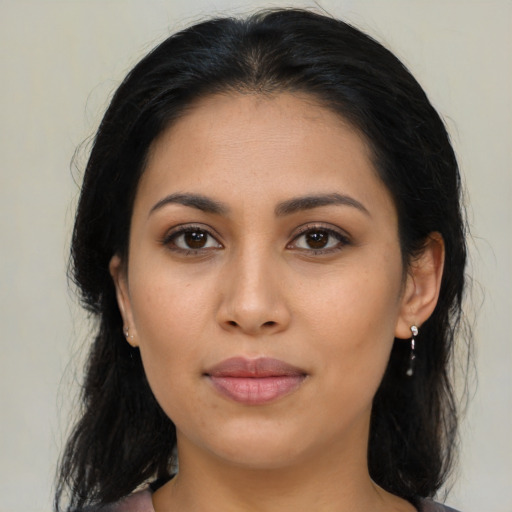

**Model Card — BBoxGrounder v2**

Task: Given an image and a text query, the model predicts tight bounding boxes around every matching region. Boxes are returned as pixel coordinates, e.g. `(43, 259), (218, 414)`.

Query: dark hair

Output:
(56, 8), (468, 511)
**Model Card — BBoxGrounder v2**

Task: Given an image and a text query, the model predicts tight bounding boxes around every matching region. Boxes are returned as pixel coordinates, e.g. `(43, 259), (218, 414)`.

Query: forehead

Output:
(149, 91), (370, 162)
(136, 92), (395, 221)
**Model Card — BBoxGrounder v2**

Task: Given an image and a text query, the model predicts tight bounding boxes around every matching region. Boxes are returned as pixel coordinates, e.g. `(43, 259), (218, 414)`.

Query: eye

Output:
(164, 226), (222, 252)
(289, 226), (349, 253)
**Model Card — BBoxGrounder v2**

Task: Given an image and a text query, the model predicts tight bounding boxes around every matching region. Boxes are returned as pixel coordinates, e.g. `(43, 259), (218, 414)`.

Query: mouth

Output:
(204, 357), (307, 405)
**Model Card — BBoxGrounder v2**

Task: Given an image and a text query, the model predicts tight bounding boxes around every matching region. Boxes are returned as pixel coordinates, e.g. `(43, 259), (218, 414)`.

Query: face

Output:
(112, 93), (422, 471)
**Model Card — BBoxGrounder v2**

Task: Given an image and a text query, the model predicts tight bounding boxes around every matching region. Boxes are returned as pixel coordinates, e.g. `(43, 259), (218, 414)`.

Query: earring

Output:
(123, 326), (134, 342)
(406, 325), (418, 377)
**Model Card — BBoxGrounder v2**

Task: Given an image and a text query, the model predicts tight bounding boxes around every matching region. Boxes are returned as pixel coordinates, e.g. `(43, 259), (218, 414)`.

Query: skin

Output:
(111, 92), (444, 512)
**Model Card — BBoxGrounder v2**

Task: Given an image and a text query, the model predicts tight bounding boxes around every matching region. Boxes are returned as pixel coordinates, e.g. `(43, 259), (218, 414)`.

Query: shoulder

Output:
(92, 490), (155, 512)
(418, 498), (461, 512)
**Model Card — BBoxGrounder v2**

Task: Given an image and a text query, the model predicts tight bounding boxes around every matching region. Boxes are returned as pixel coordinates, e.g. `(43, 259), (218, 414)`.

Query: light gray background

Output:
(1, 1), (510, 511)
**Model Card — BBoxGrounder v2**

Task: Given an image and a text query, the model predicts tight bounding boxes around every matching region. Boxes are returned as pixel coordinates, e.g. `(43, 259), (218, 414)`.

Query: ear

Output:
(109, 254), (138, 347)
(395, 233), (445, 339)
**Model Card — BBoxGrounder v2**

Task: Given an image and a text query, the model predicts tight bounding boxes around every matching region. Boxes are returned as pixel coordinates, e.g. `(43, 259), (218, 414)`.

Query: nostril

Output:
(222, 319), (280, 331)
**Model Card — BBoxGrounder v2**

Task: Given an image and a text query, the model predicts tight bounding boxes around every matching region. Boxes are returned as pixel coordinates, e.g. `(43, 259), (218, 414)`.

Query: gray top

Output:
(420, 498), (460, 512)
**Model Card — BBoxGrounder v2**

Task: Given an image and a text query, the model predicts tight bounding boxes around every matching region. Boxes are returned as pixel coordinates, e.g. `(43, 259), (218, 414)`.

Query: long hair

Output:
(56, 8), (468, 510)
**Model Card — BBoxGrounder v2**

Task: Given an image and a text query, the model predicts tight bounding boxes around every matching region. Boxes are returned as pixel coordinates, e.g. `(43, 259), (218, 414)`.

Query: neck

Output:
(152, 429), (414, 512)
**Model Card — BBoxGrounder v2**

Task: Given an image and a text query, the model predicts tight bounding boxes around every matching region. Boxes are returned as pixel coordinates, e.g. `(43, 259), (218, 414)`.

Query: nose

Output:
(216, 247), (291, 336)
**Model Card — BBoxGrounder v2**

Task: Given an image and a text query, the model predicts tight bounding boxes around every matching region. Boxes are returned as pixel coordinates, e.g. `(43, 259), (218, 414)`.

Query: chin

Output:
(215, 443), (307, 471)
(186, 418), (310, 469)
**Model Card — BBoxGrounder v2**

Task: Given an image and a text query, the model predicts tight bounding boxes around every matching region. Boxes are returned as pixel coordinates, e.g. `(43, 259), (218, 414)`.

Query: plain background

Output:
(1, 1), (510, 511)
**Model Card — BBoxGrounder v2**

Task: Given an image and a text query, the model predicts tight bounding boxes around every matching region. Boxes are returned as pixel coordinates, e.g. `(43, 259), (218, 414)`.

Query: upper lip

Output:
(205, 357), (307, 378)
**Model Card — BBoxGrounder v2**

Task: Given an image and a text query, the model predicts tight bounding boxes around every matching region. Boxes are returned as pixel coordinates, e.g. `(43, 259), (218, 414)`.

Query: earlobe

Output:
(395, 233), (445, 339)
(109, 254), (138, 347)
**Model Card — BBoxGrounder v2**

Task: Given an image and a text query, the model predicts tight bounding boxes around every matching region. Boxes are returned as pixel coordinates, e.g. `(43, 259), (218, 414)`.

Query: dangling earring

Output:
(406, 325), (418, 377)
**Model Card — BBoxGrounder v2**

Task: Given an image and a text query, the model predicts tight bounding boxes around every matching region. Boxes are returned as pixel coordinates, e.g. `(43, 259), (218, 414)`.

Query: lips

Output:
(205, 357), (307, 405)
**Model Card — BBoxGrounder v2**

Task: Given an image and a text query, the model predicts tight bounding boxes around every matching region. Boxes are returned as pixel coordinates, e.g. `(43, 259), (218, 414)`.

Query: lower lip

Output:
(208, 375), (305, 405)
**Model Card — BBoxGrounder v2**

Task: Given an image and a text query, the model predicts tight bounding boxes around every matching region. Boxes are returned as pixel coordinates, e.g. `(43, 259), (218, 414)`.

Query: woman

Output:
(56, 8), (468, 512)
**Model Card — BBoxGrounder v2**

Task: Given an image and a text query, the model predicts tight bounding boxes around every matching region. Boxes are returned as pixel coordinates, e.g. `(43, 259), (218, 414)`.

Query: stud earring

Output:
(123, 326), (134, 342)
(406, 325), (418, 377)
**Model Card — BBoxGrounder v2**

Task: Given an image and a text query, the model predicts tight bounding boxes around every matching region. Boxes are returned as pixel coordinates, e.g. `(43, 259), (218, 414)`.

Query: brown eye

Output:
(291, 227), (349, 253)
(304, 230), (329, 249)
(166, 227), (222, 252)
(184, 230), (208, 249)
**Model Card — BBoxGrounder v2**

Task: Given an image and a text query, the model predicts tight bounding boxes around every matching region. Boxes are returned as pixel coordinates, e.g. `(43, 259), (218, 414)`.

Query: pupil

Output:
(306, 231), (328, 249)
(184, 231), (207, 248)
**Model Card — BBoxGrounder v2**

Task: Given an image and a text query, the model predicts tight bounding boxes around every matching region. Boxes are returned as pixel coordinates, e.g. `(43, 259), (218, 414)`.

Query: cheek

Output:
(127, 269), (215, 400)
(297, 254), (403, 381)
(130, 260), (216, 339)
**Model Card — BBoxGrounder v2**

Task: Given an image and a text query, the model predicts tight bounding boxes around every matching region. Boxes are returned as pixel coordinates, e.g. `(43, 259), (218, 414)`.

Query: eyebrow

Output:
(149, 193), (229, 216)
(275, 193), (370, 217)
(149, 192), (369, 218)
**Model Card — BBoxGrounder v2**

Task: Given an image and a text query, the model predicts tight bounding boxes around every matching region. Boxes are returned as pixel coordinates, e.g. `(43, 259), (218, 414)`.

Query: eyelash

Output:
(161, 223), (350, 256)
(288, 224), (351, 255)
(161, 225), (223, 255)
